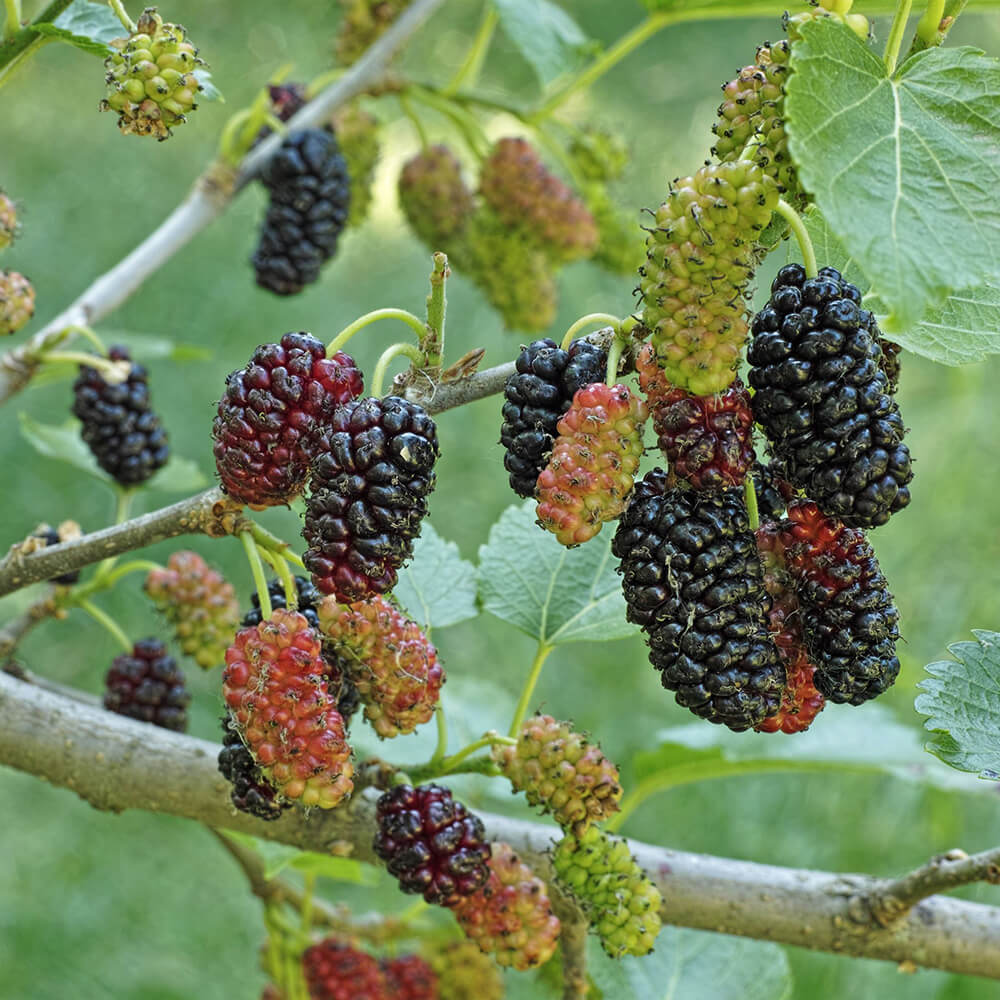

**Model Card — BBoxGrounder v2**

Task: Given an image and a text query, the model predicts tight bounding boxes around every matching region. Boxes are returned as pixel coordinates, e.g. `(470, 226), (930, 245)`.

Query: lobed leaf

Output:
(34, 0), (123, 56)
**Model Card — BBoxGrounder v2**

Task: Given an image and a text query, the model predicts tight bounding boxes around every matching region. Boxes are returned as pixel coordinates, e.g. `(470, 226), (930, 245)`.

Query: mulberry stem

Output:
(63, 324), (107, 356)
(38, 351), (128, 383)
(246, 519), (306, 571)
(240, 531), (272, 620)
(107, 0), (135, 33)
(442, 5), (498, 96)
(398, 92), (430, 150)
(258, 547), (298, 611)
(774, 199), (817, 279)
(429, 706), (448, 767)
(327, 307), (426, 355)
(605, 334), (626, 386)
(884, 0), (914, 74)
(560, 313), (620, 351)
(509, 642), (554, 736)
(745, 476), (760, 532)
(77, 598), (132, 653)
(916, 0), (946, 45)
(423, 252), (448, 371)
(371, 341), (425, 397)
(2, 0), (21, 42)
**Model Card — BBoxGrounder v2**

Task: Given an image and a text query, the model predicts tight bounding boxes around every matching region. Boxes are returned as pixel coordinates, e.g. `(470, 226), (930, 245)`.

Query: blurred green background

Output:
(2, 1), (1000, 997)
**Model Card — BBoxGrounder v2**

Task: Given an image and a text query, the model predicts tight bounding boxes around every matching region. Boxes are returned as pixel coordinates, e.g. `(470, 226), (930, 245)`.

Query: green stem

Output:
(257, 547), (297, 610)
(3, 0), (21, 42)
(107, 0), (135, 33)
(884, 0), (914, 75)
(429, 706), (448, 766)
(399, 92), (430, 149)
(605, 334), (626, 387)
(916, 0), (946, 45)
(560, 313), (621, 352)
(745, 475), (760, 532)
(423, 252), (448, 371)
(92, 489), (134, 585)
(407, 752), (500, 783)
(300, 873), (316, 936)
(774, 199), (817, 279)
(606, 759), (887, 833)
(63, 324), (107, 356)
(245, 519), (306, 571)
(371, 341), (424, 397)
(509, 643), (553, 737)
(217, 108), (254, 166)
(407, 85), (489, 158)
(240, 531), (272, 620)
(78, 598), (132, 653)
(327, 307), (427, 356)
(442, 4), (498, 96)
(71, 558), (162, 601)
(38, 351), (126, 380)
(0, 0), (71, 87)
(906, 0), (966, 57)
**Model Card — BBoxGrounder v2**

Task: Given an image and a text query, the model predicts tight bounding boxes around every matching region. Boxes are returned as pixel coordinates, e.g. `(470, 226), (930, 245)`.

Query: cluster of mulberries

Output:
(217, 717), (289, 821)
(302, 395), (438, 601)
(222, 608), (354, 808)
(0, 191), (32, 336)
(212, 332), (363, 508)
(425, 939), (503, 1000)
(72, 345), (170, 486)
(318, 595), (443, 738)
(450, 842), (560, 970)
(552, 826), (662, 958)
(103, 638), (190, 731)
(493, 714), (621, 834)
(101, 7), (204, 140)
(373, 783), (491, 905)
(301, 939), (439, 1000)
(251, 128), (351, 295)
(144, 550), (239, 669)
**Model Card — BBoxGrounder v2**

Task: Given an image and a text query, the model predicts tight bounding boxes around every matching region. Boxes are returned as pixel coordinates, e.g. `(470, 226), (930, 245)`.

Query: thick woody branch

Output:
(2, 670), (1000, 980)
(0, 0), (448, 406)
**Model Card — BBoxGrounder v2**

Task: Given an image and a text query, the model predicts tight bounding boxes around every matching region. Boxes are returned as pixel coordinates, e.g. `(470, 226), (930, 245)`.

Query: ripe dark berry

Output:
(536, 383), (647, 546)
(748, 265), (913, 528)
(381, 955), (438, 1000)
(217, 718), (289, 821)
(612, 471), (785, 731)
(212, 333), (363, 508)
(751, 461), (794, 521)
(500, 337), (607, 498)
(302, 939), (388, 1000)
(103, 638), (190, 731)
(72, 345), (170, 486)
(373, 783), (491, 905)
(303, 396), (439, 601)
(251, 128), (351, 295)
(242, 575), (361, 724)
(778, 500), (900, 704)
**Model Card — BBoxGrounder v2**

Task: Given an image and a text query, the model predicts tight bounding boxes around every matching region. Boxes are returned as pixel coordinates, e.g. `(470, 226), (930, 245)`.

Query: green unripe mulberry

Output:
(0, 270), (35, 335)
(552, 826), (662, 957)
(398, 144), (475, 250)
(332, 104), (380, 228)
(102, 8), (204, 140)
(0, 192), (18, 250)
(639, 159), (778, 395)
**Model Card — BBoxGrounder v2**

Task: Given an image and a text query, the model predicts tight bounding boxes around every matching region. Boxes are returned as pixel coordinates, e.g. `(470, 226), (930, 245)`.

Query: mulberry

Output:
(639, 159), (778, 395)
(751, 461), (793, 521)
(145, 550), (239, 669)
(0, 191), (17, 249)
(212, 332), (362, 508)
(552, 826), (662, 958)
(536, 382), (648, 546)
(398, 145), (475, 249)
(31, 524), (81, 585)
(222, 609), (354, 808)
(217, 717), (289, 821)
(493, 714), (621, 834)
(373, 783), (491, 905)
(479, 137), (598, 263)
(101, 7), (204, 140)
(612, 471), (785, 731)
(747, 264), (912, 528)
(778, 500), (900, 704)
(318, 595), (443, 738)
(302, 939), (388, 1000)
(303, 396), (438, 601)
(72, 345), (170, 486)
(500, 336), (608, 499)
(425, 940), (503, 1000)
(381, 955), (438, 1000)
(0, 269), (30, 334)
(103, 638), (190, 731)
(332, 103), (380, 228)
(451, 842), (560, 970)
(335, 0), (409, 66)
(252, 128), (351, 295)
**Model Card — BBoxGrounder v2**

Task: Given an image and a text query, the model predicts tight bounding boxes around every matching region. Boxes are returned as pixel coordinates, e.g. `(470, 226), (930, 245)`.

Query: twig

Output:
(0, 587), (59, 657)
(0, 0), (449, 406)
(870, 846), (1000, 927)
(3, 670), (1000, 980)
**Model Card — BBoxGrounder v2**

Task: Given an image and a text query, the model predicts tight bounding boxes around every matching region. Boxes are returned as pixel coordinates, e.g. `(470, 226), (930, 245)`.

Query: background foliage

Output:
(2, 2), (1000, 996)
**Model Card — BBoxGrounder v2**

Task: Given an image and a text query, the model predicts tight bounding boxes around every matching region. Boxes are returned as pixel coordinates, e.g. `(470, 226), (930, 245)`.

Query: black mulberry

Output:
(103, 638), (190, 731)
(217, 717), (289, 821)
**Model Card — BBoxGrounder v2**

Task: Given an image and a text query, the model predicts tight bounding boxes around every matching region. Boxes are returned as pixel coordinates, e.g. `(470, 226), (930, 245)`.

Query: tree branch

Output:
(3, 670), (1000, 979)
(0, 0), (449, 406)
(0, 586), (58, 656)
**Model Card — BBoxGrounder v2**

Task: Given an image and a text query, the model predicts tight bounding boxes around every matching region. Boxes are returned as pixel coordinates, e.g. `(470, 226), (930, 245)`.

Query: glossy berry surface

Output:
(217, 718), (289, 821)
(302, 939), (388, 1000)
(103, 638), (190, 732)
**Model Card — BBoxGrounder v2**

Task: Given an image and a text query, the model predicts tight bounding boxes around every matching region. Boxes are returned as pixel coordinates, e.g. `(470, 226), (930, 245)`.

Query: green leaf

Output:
(193, 69), (224, 103)
(915, 630), (1000, 779)
(636, 0), (996, 13)
(587, 931), (792, 1000)
(477, 502), (639, 646)
(34, 0), (123, 55)
(635, 704), (989, 796)
(791, 208), (1000, 366)
(18, 413), (113, 485)
(145, 455), (208, 492)
(492, 0), (590, 86)
(785, 20), (1000, 333)
(220, 832), (376, 883)
(393, 523), (478, 631)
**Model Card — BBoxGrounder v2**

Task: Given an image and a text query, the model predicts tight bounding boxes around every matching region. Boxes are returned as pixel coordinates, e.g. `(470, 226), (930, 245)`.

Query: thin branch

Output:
(870, 846), (1000, 927)
(0, 0), (449, 406)
(3, 670), (1000, 980)
(0, 586), (59, 657)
